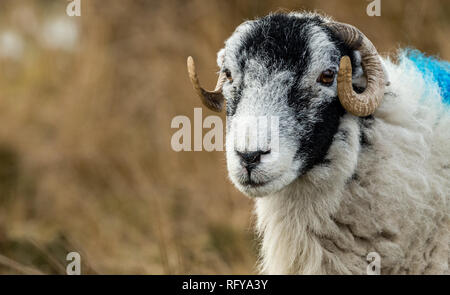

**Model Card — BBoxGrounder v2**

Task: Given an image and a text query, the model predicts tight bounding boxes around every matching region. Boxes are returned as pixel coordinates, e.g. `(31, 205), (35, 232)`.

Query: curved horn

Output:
(324, 22), (386, 117)
(187, 56), (226, 112)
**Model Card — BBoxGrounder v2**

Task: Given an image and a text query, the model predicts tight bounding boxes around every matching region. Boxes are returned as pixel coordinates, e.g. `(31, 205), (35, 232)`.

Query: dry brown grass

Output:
(0, 0), (448, 274)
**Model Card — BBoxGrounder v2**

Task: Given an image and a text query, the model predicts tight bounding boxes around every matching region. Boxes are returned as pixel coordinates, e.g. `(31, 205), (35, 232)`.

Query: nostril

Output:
(236, 150), (270, 167)
(251, 153), (261, 163)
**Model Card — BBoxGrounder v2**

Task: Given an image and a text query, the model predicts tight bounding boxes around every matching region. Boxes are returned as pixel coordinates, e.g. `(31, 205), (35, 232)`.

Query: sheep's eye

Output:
(317, 69), (335, 86)
(224, 69), (233, 82)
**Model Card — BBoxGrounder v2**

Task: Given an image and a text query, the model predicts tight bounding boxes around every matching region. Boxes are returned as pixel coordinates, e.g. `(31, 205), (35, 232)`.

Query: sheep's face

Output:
(221, 13), (364, 197)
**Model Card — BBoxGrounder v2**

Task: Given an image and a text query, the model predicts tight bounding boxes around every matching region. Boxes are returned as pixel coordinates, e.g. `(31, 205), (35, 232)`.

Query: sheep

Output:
(187, 12), (450, 274)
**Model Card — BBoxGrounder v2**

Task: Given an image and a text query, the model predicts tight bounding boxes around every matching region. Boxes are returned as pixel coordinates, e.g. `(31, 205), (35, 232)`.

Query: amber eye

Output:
(224, 69), (232, 82)
(317, 69), (335, 86)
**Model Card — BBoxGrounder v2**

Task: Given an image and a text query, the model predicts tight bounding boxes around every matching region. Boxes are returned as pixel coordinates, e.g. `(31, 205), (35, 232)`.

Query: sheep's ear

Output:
(350, 50), (367, 91)
(217, 48), (225, 67)
(349, 50), (390, 91)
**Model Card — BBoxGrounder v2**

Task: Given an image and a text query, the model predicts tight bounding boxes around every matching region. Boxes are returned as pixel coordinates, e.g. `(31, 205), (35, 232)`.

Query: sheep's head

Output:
(187, 13), (386, 197)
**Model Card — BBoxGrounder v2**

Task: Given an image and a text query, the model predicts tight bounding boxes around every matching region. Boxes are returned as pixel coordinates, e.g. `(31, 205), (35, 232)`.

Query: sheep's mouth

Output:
(227, 149), (299, 197)
(241, 178), (269, 187)
(236, 168), (273, 188)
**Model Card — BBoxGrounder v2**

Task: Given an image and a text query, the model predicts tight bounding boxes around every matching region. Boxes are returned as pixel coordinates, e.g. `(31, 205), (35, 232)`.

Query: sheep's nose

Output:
(236, 150), (270, 171)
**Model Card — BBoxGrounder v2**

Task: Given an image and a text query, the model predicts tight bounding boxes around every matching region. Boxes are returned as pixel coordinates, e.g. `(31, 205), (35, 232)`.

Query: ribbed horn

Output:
(187, 56), (226, 112)
(325, 22), (386, 117)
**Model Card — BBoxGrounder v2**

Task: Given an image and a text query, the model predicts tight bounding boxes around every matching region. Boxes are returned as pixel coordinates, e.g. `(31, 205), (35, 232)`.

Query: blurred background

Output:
(0, 0), (448, 274)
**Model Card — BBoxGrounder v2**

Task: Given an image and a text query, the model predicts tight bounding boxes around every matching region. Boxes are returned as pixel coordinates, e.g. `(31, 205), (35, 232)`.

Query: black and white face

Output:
(221, 13), (365, 197)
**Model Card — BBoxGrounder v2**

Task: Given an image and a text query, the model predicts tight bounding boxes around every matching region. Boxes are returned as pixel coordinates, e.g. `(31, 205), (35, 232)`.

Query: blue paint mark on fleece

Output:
(404, 49), (450, 104)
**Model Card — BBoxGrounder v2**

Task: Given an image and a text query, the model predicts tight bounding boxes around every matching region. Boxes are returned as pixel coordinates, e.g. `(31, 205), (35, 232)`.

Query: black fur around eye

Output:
(317, 69), (335, 86)
(224, 69), (233, 81)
